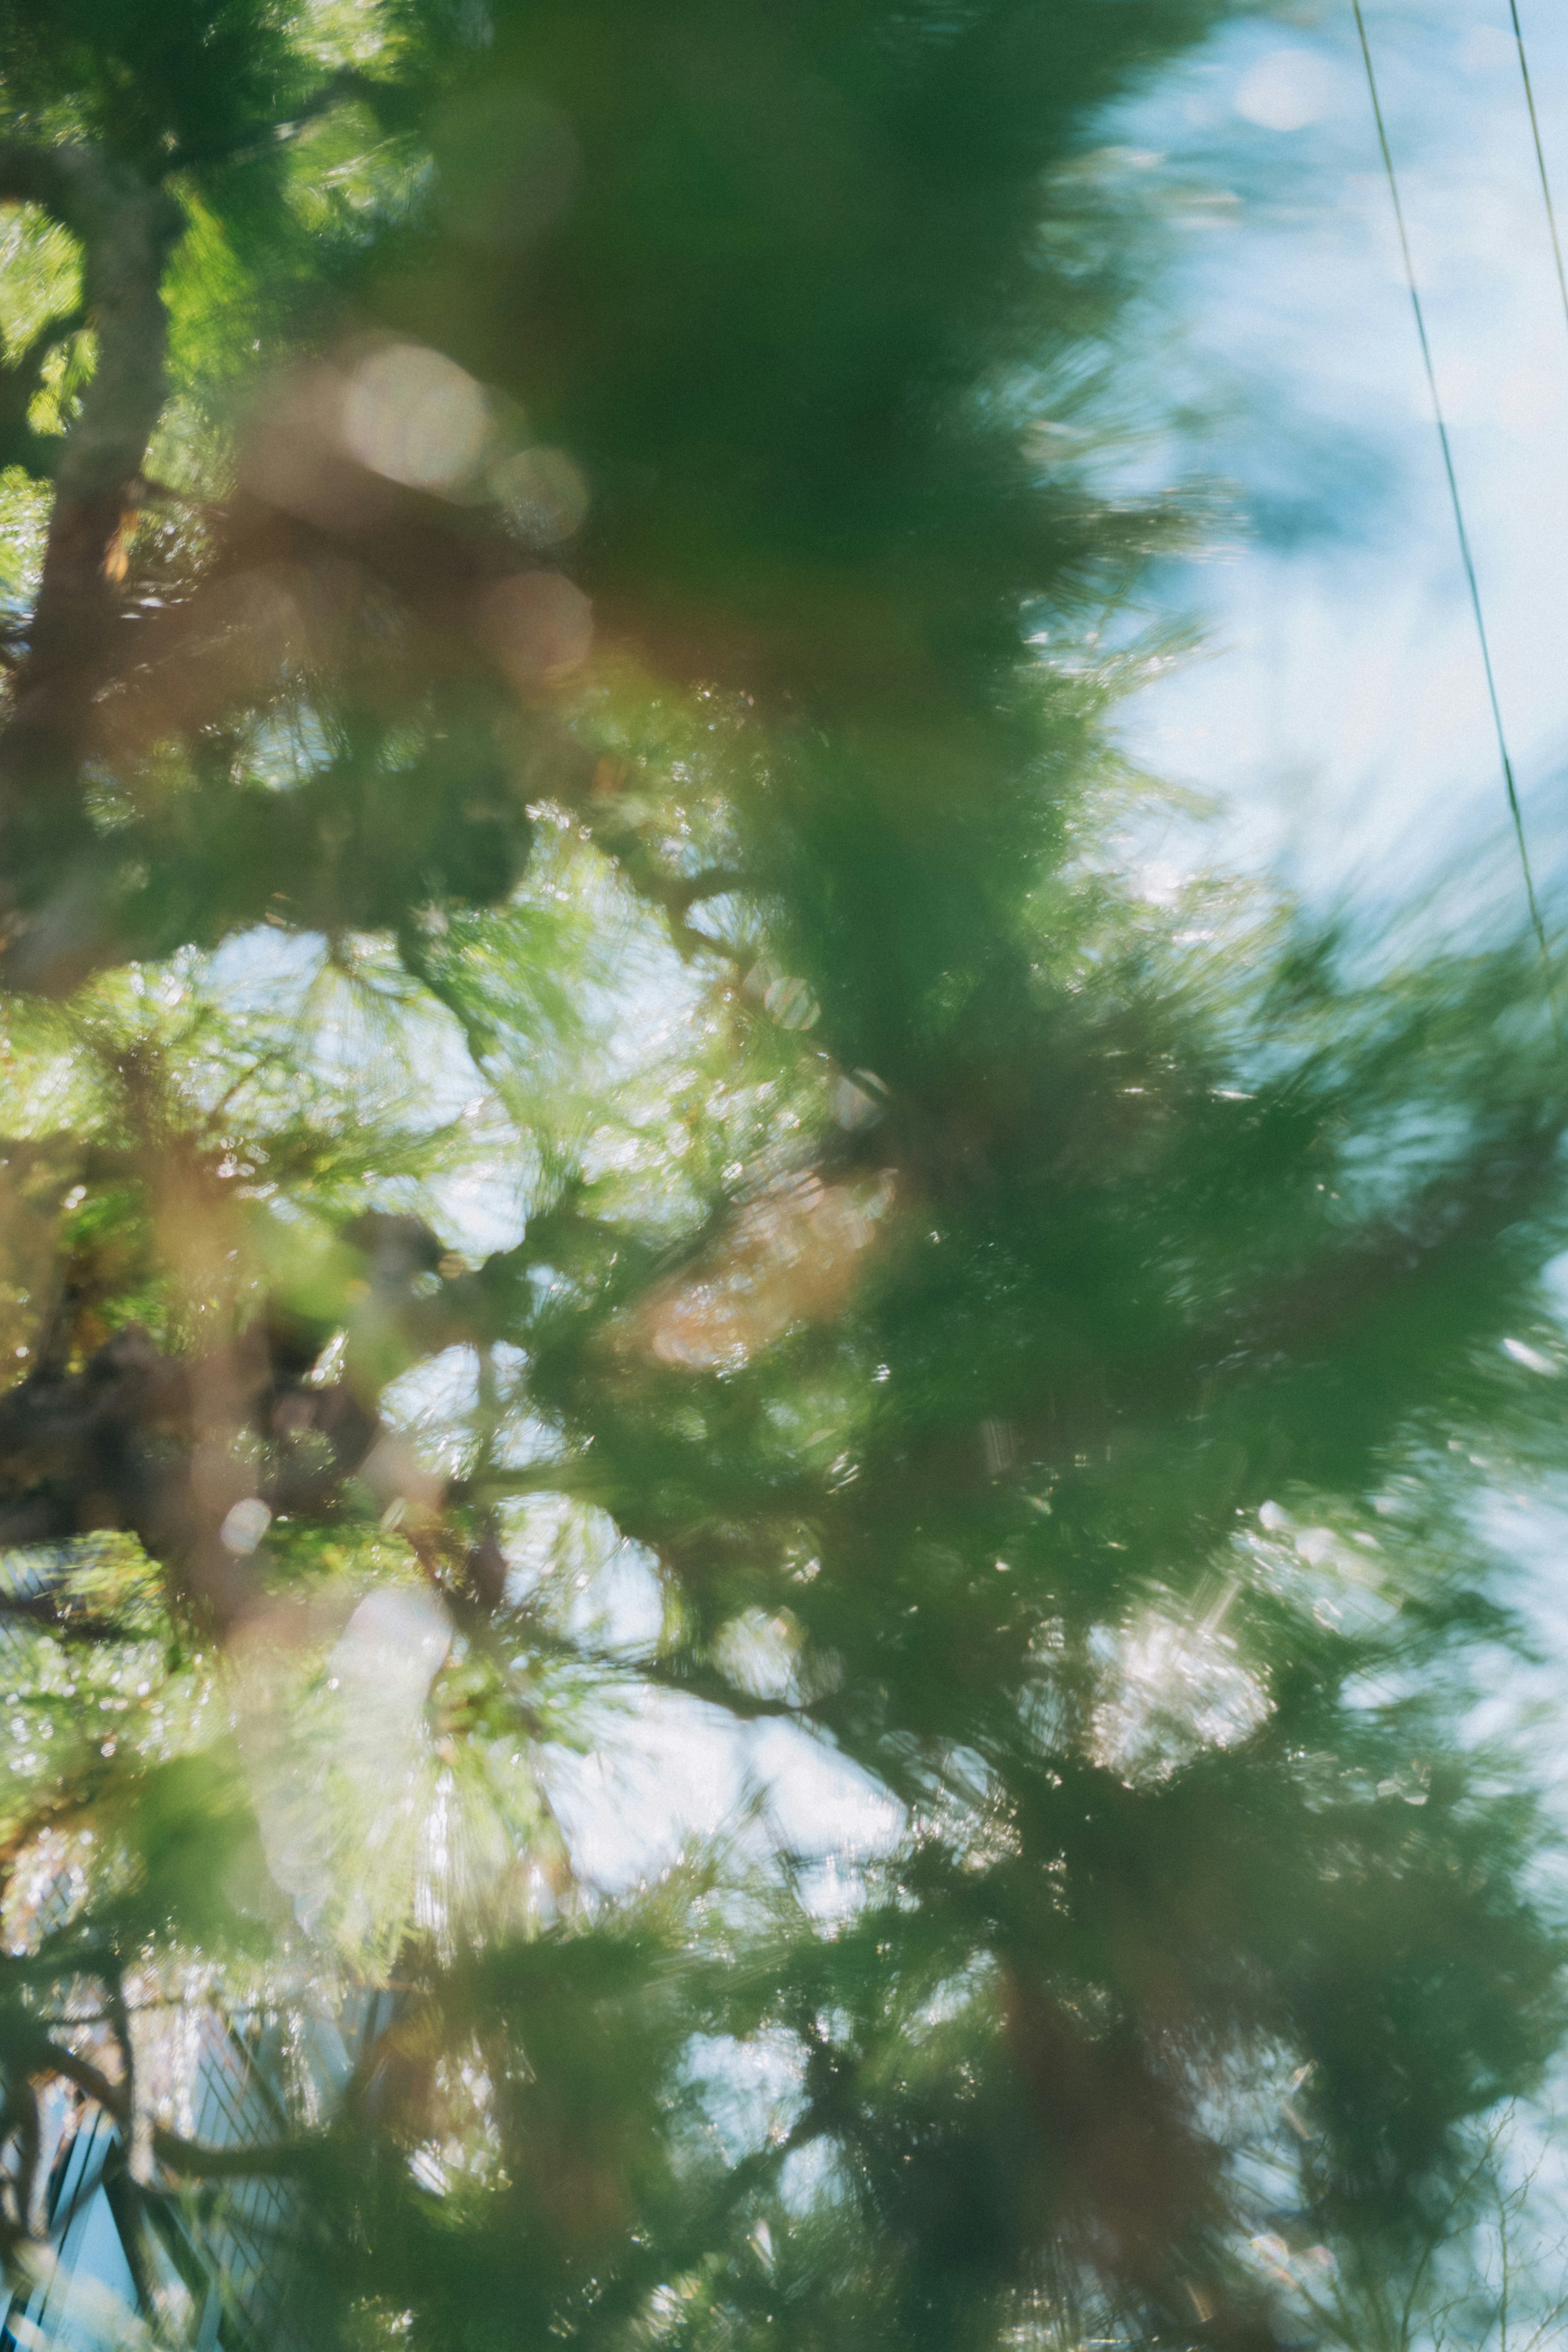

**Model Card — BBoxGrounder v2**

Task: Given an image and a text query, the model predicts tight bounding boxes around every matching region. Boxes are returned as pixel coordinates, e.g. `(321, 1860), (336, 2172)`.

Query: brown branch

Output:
(37, 2040), (124, 2120)
(26, 2036), (324, 2182)
(0, 1592), (131, 1645)
(151, 2125), (326, 2180)
(12, 2074), (42, 2241)
(0, 141), (183, 981)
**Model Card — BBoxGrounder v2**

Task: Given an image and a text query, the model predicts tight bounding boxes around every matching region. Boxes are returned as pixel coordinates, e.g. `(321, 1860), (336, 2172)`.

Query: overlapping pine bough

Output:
(0, 4), (1559, 2349)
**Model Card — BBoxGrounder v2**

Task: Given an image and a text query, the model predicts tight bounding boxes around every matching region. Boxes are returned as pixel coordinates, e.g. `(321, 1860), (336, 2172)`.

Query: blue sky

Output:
(1116, 0), (1568, 927)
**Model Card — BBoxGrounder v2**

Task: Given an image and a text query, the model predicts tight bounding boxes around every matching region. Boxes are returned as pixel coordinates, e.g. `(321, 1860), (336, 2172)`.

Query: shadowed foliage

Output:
(0, 6), (1559, 2352)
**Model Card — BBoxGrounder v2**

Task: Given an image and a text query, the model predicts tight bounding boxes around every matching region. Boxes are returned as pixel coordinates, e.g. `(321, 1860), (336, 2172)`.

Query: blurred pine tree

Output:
(0, 5), (1559, 2350)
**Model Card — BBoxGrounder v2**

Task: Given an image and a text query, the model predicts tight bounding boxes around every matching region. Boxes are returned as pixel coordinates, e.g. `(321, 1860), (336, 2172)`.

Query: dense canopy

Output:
(0, 5), (1560, 2350)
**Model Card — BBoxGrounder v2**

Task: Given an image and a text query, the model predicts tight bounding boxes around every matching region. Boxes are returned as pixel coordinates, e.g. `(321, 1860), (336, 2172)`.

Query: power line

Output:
(1351, 0), (1556, 1014)
(1509, 0), (1568, 341)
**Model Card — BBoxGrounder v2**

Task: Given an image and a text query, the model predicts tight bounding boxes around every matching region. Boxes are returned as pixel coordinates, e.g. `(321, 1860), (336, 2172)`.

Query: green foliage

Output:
(0, 5), (1563, 2352)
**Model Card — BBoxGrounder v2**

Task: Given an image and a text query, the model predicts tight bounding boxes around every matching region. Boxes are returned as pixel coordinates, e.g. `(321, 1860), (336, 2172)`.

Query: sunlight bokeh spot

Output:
(492, 446), (590, 545)
(341, 344), (492, 493)
(481, 568), (595, 684)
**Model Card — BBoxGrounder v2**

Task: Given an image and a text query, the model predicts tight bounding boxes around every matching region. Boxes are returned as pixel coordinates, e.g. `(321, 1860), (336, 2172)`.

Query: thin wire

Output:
(1509, 0), (1568, 340)
(1351, 0), (1557, 1018)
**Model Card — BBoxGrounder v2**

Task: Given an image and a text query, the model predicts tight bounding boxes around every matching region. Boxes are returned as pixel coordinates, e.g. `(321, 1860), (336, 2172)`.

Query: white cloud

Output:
(1235, 49), (1340, 133)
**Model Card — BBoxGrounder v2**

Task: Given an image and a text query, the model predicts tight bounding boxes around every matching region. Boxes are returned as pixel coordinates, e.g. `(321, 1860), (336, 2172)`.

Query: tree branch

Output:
(151, 2125), (327, 2180)
(0, 142), (184, 981)
(169, 66), (404, 174)
(0, 1591), (132, 1645)
(24, 2035), (327, 2183)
